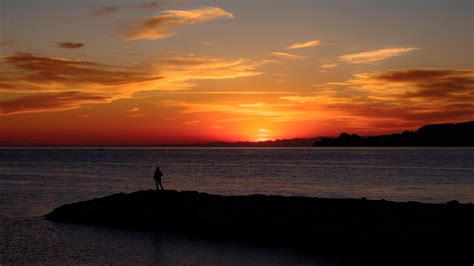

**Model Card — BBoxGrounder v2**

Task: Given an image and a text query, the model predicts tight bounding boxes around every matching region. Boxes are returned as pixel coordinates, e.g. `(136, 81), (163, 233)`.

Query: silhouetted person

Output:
(154, 166), (164, 190)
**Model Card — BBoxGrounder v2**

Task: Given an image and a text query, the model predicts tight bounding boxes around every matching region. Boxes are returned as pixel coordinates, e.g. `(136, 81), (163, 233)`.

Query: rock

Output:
(44, 190), (474, 260)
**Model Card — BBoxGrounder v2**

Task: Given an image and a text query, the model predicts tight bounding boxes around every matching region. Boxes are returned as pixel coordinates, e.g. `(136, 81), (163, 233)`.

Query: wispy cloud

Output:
(279, 89), (349, 105)
(57, 42), (84, 49)
(276, 69), (474, 132)
(153, 54), (269, 82)
(1, 52), (160, 89)
(349, 69), (474, 101)
(0, 52), (267, 114)
(238, 102), (265, 107)
(288, 40), (320, 49)
(338, 47), (418, 64)
(0, 91), (109, 115)
(321, 63), (337, 69)
(183, 120), (200, 125)
(123, 7), (234, 41)
(0, 40), (13, 47)
(270, 52), (303, 60)
(139, 2), (160, 9)
(174, 101), (304, 123)
(92, 1), (159, 16)
(326, 82), (350, 86)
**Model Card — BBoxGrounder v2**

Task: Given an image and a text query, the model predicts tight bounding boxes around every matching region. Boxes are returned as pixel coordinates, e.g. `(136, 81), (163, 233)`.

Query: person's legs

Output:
(155, 180), (159, 190)
(159, 181), (164, 190)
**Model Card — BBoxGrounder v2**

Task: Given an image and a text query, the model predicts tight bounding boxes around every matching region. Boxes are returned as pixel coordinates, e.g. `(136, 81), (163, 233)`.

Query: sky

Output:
(0, 0), (473, 145)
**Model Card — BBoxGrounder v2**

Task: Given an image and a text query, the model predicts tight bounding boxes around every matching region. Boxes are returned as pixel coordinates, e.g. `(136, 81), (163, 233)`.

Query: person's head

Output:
(156, 166), (160, 170)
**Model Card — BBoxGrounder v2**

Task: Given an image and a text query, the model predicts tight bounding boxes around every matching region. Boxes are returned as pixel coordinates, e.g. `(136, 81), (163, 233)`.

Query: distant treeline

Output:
(313, 121), (474, 147)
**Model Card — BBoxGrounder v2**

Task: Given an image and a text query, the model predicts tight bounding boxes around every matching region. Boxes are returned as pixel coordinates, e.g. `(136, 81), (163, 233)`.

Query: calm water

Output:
(1, 148), (473, 264)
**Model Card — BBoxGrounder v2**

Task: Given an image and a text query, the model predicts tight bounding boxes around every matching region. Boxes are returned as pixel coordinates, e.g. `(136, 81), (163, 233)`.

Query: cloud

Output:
(0, 91), (109, 115)
(139, 2), (160, 9)
(93, 6), (121, 15)
(123, 7), (234, 41)
(349, 69), (474, 101)
(0, 52), (148, 113)
(279, 89), (350, 105)
(325, 82), (350, 86)
(175, 100), (304, 122)
(152, 53), (269, 82)
(57, 42), (85, 49)
(321, 63), (337, 69)
(277, 69), (474, 131)
(1, 53), (264, 91)
(92, 1), (159, 16)
(0, 40), (13, 47)
(0, 52), (267, 114)
(238, 102), (265, 107)
(338, 47), (418, 64)
(288, 40), (320, 49)
(375, 69), (472, 83)
(183, 120), (200, 125)
(270, 52), (303, 60)
(280, 96), (327, 103)
(1, 52), (160, 88)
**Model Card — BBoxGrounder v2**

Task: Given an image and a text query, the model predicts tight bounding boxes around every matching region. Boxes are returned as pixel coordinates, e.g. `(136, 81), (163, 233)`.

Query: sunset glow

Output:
(0, 0), (473, 146)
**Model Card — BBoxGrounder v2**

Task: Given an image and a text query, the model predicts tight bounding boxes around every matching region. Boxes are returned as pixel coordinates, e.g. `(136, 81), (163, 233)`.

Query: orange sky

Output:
(0, 0), (473, 146)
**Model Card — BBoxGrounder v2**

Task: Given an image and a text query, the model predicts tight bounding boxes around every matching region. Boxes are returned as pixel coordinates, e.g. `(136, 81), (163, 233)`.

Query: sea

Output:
(1, 148), (473, 264)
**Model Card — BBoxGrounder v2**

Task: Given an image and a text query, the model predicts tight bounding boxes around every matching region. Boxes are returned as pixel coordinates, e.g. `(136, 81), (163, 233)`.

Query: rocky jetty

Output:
(45, 190), (473, 260)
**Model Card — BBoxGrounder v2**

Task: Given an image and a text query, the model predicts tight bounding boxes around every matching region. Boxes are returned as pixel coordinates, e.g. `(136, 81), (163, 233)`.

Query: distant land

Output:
(313, 121), (474, 147)
(158, 137), (322, 147)
(158, 121), (474, 147)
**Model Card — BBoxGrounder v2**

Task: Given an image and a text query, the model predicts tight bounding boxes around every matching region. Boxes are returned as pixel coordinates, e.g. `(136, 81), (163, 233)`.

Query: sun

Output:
(255, 128), (270, 142)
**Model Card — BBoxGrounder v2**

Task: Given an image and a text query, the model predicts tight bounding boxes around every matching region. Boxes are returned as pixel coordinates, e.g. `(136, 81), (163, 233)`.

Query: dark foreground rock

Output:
(45, 190), (473, 261)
